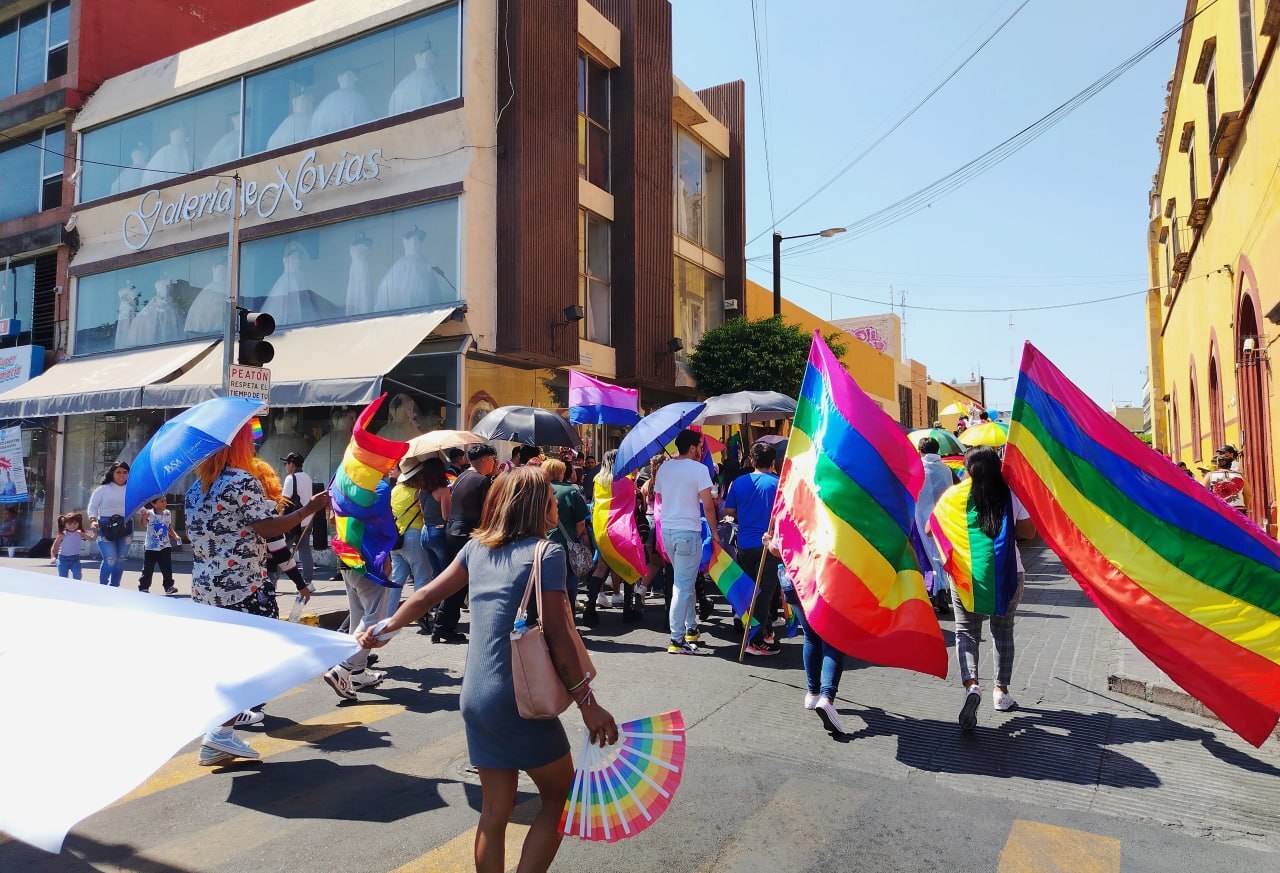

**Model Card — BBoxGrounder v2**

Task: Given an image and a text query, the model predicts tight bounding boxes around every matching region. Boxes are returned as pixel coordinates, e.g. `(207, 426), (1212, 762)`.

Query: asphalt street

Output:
(2, 545), (1278, 872)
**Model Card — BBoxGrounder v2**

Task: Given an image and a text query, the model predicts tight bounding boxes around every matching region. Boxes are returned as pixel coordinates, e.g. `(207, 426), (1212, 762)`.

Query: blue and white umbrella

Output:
(613, 401), (706, 480)
(124, 396), (266, 516)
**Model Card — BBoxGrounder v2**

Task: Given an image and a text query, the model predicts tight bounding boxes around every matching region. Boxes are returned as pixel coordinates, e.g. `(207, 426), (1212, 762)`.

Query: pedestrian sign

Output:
(227, 364), (271, 410)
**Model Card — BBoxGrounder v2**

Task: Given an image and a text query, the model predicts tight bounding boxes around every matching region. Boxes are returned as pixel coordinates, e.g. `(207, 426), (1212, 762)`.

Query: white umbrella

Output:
(403, 429), (485, 461)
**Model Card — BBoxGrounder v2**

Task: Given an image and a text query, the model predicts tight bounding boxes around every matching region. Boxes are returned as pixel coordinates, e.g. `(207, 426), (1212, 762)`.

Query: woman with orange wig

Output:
(184, 421), (329, 766)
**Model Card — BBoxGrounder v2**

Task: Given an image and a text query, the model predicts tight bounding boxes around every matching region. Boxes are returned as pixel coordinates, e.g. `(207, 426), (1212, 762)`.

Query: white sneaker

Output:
(959, 685), (982, 731)
(233, 709), (264, 727)
(201, 729), (260, 761)
(993, 688), (1018, 712)
(351, 668), (386, 688)
(323, 665), (356, 700)
(596, 592), (611, 609)
(803, 692), (819, 710)
(815, 697), (844, 734)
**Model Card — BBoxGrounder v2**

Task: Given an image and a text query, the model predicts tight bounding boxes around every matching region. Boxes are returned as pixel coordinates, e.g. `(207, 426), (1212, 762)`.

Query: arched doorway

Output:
(1171, 385), (1181, 463)
(1208, 341), (1225, 452)
(1235, 259), (1274, 529)
(1189, 360), (1202, 462)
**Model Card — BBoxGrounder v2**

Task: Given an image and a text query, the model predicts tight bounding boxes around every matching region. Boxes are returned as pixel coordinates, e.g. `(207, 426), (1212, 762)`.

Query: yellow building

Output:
(1146, 2), (1279, 530)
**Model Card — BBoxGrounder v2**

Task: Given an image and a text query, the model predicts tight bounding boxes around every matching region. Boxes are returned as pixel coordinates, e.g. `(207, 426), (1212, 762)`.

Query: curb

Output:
(1106, 672), (1210, 718)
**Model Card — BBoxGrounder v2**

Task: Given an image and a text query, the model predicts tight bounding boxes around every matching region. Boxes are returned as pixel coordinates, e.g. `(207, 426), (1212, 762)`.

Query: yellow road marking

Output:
(998, 820), (1121, 873)
(391, 801), (537, 873)
(116, 702), (404, 805)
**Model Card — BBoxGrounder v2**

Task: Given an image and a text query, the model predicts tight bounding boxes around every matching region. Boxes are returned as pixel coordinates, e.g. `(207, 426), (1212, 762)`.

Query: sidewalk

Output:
(0, 553), (354, 629)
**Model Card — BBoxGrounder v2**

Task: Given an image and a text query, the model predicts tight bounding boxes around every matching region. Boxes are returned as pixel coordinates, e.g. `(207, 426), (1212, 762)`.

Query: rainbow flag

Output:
(928, 479), (1019, 615)
(329, 395), (410, 586)
(569, 371), (640, 426)
(1005, 343), (1280, 746)
(707, 539), (757, 628)
(592, 475), (647, 584)
(940, 454), (966, 474)
(775, 333), (947, 677)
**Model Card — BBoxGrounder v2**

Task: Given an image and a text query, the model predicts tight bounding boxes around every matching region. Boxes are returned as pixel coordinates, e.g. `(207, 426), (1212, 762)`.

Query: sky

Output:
(669, 0), (1182, 411)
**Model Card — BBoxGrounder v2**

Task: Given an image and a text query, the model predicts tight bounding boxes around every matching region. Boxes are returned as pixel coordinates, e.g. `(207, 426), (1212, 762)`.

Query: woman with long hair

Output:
(185, 422), (329, 764)
(87, 461), (133, 587)
(360, 467), (617, 873)
(930, 445), (1036, 731)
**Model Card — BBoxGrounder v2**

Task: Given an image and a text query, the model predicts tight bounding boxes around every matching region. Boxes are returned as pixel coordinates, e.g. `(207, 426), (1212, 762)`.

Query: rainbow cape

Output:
(592, 474), (647, 584)
(775, 333), (947, 677)
(1005, 343), (1280, 746)
(329, 395), (410, 586)
(928, 479), (1019, 615)
(940, 455), (966, 474)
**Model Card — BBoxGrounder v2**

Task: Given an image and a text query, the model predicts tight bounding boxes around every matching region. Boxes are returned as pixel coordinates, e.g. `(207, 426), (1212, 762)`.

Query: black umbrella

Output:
(697, 391), (797, 425)
(472, 405), (582, 448)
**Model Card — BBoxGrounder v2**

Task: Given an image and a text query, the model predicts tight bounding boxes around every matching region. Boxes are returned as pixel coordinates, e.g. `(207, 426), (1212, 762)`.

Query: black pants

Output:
(433, 533), (471, 633)
(738, 546), (779, 643)
(587, 573), (638, 612)
(140, 548), (174, 591)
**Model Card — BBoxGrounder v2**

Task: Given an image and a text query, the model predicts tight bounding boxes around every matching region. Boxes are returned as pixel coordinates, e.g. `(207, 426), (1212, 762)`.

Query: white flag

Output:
(0, 567), (361, 853)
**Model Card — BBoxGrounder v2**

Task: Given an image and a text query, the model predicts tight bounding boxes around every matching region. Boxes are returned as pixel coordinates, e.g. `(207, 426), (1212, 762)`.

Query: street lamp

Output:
(773, 227), (845, 317)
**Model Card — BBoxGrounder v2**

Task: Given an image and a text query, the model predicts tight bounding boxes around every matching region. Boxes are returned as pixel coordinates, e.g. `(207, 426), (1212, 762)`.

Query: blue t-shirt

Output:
(725, 471), (779, 549)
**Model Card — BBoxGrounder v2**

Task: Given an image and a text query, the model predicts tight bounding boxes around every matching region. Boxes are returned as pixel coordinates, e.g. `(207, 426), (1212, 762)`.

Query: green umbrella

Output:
(908, 428), (964, 455)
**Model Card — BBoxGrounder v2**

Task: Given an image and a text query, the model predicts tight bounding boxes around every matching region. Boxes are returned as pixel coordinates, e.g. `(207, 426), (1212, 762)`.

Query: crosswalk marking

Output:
(390, 801), (538, 873)
(115, 702), (404, 806)
(998, 820), (1122, 873)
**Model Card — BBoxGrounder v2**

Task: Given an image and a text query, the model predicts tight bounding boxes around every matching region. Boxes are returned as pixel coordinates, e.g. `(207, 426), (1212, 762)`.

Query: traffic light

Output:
(237, 309), (275, 366)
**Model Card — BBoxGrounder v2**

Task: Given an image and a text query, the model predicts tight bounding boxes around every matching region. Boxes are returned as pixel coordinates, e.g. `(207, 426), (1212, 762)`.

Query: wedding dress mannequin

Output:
(344, 233), (375, 316)
(140, 127), (192, 187)
(258, 409), (312, 478)
(116, 423), (155, 466)
(128, 279), (184, 346)
(304, 408), (356, 484)
(184, 263), (227, 334)
(114, 284), (140, 350)
(388, 43), (446, 114)
(374, 226), (440, 311)
(111, 143), (149, 195)
(267, 92), (314, 150)
(201, 114), (241, 169)
(376, 393), (423, 442)
(311, 69), (374, 137)
(263, 242), (319, 326)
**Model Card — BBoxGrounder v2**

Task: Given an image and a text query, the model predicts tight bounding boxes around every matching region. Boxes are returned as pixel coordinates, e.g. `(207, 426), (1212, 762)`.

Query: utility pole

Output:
(221, 174), (242, 394)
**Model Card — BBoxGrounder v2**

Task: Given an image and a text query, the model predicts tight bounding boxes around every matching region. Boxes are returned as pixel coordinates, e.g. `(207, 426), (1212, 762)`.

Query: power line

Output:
(775, 0), (1218, 261)
(0, 126), (238, 180)
(749, 0), (778, 231)
(744, 0), (1032, 247)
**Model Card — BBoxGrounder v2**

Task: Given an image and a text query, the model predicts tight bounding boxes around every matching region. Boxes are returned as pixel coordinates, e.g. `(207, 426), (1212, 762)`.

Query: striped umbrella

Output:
(908, 428), (964, 455)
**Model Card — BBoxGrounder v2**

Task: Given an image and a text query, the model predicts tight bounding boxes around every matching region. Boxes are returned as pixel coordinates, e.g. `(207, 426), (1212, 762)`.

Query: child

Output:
(50, 512), (94, 580)
(140, 495), (181, 594)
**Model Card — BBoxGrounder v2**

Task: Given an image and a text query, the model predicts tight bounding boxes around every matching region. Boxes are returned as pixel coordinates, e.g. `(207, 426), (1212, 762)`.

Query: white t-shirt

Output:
(654, 458), (713, 533)
(1011, 494), (1030, 574)
(284, 471), (315, 523)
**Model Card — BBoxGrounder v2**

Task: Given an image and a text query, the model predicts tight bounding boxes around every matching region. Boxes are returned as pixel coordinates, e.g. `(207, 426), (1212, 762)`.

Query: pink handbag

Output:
(510, 540), (596, 719)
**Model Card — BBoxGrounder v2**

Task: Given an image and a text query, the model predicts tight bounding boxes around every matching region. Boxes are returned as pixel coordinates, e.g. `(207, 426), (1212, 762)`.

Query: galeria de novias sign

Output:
(121, 147), (383, 250)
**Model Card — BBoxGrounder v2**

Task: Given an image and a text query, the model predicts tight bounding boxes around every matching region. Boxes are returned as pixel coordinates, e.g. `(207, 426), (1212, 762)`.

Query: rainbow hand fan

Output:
(561, 710), (686, 842)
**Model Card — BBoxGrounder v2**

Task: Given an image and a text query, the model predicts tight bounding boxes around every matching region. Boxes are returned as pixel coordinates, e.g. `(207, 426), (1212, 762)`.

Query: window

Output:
(1163, 236), (1173, 291)
(1170, 203), (1182, 257)
(80, 3), (461, 202)
(0, 126), (64, 222)
(1171, 388), (1181, 462)
(1208, 352), (1225, 450)
(1189, 364), (1202, 462)
(1205, 57), (1219, 179)
(673, 257), (724, 355)
(1187, 139), (1198, 203)
(0, 1), (67, 99)
(73, 197), (460, 355)
(674, 130), (725, 255)
(1240, 0), (1257, 94)
(578, 209), (611, 344)
(577, 53), (610, 191)
(0, 258), (37, 340)
(926, 396), (939, 427)
(898, 385), (914, 428)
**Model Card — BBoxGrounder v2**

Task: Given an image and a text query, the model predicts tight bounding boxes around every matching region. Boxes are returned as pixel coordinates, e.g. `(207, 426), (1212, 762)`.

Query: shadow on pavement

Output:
(0, 834), (199, 873)
(222, 759), (454, 822)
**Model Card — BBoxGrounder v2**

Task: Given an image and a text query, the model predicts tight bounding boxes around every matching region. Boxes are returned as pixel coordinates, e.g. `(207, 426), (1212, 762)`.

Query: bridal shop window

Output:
(238, 197), (460, 327)
(0, 0), (67, 100)
(578, 209), (611, 345)
(673, 130), (725, 256)
(73, 247), (230, 356)
(673, 257), (724, 357)
(79, 82), (242, 202)
(79, 3), (462, 203)
(0, 125), (63, 222)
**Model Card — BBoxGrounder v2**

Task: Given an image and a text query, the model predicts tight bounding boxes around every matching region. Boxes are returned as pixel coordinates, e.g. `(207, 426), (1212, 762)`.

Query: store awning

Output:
(0, 341), (217, 419)
(142, 307), (459, 408)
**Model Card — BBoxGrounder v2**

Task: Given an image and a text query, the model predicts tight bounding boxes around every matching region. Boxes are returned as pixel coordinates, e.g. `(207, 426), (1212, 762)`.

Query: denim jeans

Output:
(419, 525), (448, 577)
(666, 529), (701, 643)
(57, 555), (82, 580)
(785, 584), (844, 698)
(388, 530), (433, 618)
(97, 537), (131, 587)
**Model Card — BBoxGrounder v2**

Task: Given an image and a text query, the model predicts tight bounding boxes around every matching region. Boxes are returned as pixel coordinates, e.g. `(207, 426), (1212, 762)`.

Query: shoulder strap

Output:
(517, 539), (549, 619)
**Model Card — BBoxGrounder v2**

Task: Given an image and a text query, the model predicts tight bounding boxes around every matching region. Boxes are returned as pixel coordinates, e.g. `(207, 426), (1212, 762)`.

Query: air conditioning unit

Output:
(723, 299), (739, 311)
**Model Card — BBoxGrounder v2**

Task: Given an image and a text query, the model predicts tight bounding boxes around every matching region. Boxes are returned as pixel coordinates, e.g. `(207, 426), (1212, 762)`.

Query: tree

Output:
(687, 316), (847, 398)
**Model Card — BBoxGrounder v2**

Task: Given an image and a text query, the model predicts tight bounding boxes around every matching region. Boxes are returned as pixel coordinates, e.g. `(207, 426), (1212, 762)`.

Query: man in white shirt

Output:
(654, 429), (718, 654)
(282, 452), (315, 585)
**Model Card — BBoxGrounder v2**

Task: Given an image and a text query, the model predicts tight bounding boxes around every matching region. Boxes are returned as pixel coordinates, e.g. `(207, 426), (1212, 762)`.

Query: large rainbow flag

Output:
(929, 478), (1020, 615)
(329, 395), (410, 586)
(1005, 343), (1280, 746)
(775, 333), (947, 677)
(592, 474), (648, 584)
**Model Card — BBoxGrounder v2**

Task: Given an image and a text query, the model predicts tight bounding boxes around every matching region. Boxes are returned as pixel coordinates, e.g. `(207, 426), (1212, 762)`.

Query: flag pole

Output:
(736, 551), (770, 663)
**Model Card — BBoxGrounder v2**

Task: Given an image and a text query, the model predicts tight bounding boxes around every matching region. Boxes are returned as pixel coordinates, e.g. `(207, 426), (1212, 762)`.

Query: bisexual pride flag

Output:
(569, 371), (640, 426)
(1005, 343), (1280, 746)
